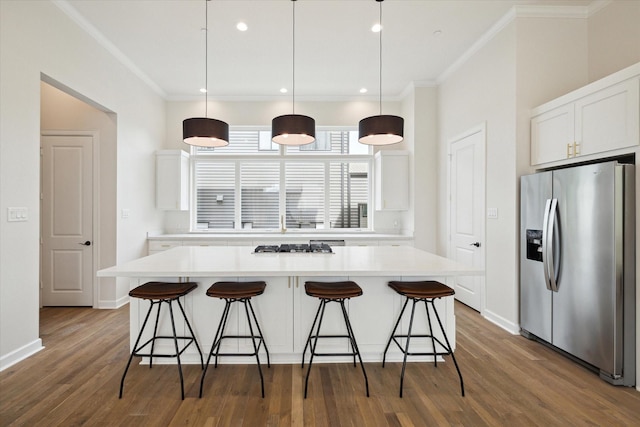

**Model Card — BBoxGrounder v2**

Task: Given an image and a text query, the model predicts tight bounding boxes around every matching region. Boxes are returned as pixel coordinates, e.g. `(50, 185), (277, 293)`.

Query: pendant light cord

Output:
(292, 0), (296, 115)
(205, 0), (209, 118)
(378, 0), (382, 116)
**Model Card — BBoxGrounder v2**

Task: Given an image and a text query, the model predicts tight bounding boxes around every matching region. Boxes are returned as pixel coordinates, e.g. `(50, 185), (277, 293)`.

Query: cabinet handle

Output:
(566, 143), (573, 158)
(573, 141), (580, 156)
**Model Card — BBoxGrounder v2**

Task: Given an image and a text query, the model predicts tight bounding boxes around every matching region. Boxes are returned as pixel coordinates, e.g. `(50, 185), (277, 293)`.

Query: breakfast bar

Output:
(97, 245), (481, 364)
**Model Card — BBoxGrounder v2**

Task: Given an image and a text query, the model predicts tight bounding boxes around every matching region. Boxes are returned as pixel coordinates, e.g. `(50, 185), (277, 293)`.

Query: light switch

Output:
(121, 208), (130, 219)
(7, 207), (28, 222)
(487, 207), (498, 219)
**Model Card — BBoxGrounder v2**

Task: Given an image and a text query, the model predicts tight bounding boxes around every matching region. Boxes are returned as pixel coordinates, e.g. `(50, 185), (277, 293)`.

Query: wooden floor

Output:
(1, 302), (639, 426)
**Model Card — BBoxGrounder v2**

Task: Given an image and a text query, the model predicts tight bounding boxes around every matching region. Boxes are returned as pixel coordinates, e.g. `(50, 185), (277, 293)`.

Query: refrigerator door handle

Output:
(542, 199), (552, 291)
(547, 198), (559, 292)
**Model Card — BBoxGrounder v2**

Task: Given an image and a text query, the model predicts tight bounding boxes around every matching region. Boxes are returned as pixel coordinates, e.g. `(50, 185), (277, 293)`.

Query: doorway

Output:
(448, 124), (486, 313)
(41, 133), (97, 306)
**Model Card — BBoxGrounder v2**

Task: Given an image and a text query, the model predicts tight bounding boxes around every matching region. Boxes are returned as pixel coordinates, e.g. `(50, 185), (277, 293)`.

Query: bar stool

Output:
(119, 281), (203, 400)
(383, 280), (464, 397)
(199, 281), (270, 398)
(302, 280), (369, 398)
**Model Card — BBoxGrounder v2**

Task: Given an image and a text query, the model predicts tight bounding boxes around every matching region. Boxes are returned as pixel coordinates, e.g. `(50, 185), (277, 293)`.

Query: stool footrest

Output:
(132, 336), (196, 359)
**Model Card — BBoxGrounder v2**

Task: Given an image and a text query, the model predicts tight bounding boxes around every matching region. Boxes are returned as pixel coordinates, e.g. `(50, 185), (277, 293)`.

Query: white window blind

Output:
(285, 162), (325, 229)
(191, 129), (371, 231)
(195, 162), (236, 229)
(240, 162), (280, 229)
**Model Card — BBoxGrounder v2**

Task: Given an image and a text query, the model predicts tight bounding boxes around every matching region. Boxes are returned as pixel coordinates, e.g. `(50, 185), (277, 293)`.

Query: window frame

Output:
(189, 126), (373, 233)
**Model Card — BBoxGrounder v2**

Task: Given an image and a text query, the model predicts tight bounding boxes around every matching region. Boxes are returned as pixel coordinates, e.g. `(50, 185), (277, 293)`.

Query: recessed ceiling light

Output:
(360, 88), (368, 93)
(237, 22), (248, 32)
(433, 29), (443, 37)
(200, 88), (207, 93)
(371, 23), (382, 33)
(280, 88), (288, 93)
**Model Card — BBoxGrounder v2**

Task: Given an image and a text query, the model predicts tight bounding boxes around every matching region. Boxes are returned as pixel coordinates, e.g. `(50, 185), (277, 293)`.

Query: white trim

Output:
(97, 295), (129, 310)
(52, 0), (166, 98)
(483, 309), (521, 335)
(588, 0), (613, 17)
(437, 5), (588, 84)
(0, 339), (44, 372)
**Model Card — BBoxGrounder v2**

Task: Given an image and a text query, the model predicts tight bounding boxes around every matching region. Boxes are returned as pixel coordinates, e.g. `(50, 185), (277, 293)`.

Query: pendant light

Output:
(272, 0), (315, 146)
(183, 0), (229, 147)
(358, 0), (404, 146)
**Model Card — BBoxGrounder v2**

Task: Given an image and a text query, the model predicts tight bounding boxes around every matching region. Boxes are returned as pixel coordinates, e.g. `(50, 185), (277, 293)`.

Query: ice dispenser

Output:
(526, 230), (543, 262)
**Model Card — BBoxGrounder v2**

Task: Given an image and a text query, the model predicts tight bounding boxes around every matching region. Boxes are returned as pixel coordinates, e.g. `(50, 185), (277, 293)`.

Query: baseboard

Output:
(97, 295), (129, 310)
(0, 339), (44, 372)
(483, 309), (520, 335)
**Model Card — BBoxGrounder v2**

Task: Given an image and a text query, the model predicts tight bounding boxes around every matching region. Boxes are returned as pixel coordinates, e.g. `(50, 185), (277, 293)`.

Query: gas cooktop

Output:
(254, 243), (333, 254)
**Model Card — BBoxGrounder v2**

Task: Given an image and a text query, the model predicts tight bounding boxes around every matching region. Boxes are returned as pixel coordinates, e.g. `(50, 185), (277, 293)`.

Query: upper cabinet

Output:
(156, 150), (190, 210)
(375, 150), (409, 211)
(531, 63), (639, 167)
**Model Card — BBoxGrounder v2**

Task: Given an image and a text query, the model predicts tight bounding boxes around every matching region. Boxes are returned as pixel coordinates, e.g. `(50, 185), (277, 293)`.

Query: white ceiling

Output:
(59, 0), (594, 100)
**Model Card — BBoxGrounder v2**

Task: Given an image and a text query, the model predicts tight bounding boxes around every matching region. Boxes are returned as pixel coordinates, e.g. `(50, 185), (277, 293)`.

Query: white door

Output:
(41, 134), (94, 306)
(449, 125), (485, 312)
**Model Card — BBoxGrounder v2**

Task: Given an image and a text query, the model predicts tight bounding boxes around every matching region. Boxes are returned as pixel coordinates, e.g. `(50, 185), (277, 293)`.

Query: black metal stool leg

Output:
(168, 301), (185, 400)
(301, 299), (323, 368)
(199, 299), (231, 398)
(424, 300), (438, 368)
(399, 298), (417, 398)
(431, 299), (465, 397)
(244, 299), (265, 398)
(149, 300), (162, 369)
(176, 297), (204, 369)
(247, 298), (270, 367)
(304, 299), (327, 398)
(382, 297), (410, 367)
(119, 299), (155, 398)
(339, 300), (369, 397)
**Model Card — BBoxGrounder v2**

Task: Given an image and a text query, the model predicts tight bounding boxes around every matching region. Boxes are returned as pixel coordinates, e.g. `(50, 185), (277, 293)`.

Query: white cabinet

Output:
(148, 240), (181, 255)
(375, 150), (409, 210)
(156, 150), (190, 210)
(530, 64), (639, 166)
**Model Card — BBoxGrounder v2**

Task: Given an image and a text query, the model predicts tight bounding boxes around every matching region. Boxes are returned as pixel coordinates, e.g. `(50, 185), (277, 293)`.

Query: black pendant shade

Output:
(358, 115), (404, 145)
(183, 117), (229, 147)
(272, 114), (316, 146)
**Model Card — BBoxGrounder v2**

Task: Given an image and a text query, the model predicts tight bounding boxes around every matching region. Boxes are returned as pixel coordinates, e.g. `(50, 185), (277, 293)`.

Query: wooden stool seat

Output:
(304, 281), (363, 299)
(206, 281), (266, 299)
(120, 281), (203, 400)
(388, 280), (455, 299)
(129, 281), (197, 300)
(383, 280), (464, 398)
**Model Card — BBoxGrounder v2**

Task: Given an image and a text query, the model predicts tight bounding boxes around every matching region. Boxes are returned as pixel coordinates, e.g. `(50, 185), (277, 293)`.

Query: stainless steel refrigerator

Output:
(520, 161), (635, 386)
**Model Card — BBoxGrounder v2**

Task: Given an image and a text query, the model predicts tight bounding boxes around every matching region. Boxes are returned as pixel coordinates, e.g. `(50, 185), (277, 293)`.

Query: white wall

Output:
(0, 1), (165, 369)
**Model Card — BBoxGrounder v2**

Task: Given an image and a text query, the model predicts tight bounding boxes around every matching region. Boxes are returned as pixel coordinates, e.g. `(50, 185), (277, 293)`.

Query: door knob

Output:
(79, 241), (91, 246)
(470, 242), (481, 248)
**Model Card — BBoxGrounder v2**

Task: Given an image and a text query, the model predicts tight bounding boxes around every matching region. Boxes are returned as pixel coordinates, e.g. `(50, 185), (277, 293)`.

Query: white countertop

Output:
(147, 233), (413, 241)
(97, 245), (481, 278)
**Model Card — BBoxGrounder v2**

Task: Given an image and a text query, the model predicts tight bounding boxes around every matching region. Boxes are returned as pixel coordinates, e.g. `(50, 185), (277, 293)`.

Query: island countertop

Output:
(97, 245), (481, 278)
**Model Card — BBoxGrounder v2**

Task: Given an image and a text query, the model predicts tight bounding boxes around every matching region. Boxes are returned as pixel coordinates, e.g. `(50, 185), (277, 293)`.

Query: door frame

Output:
(446, 122), (486, 314)
(40, 130), (101, 308)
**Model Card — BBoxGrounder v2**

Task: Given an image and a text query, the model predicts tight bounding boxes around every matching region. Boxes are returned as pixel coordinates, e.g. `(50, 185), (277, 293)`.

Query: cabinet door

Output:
(531, 104), (574, 165)
(575, 78), (639, 156)
(375, 151), (409, 210)
(156, 150), (189, 210)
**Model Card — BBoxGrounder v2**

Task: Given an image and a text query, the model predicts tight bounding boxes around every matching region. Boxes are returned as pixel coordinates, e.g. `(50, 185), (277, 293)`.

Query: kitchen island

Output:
(97, 245), (481, 364)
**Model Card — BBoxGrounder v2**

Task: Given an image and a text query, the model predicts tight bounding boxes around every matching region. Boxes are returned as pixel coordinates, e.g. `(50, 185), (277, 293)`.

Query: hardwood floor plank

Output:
(1, 302), (639, 426)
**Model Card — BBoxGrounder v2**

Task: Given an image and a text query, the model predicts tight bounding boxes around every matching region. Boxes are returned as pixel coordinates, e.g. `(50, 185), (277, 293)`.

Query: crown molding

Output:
(52, 0), (167, 98)
(437, 4), (590, 84)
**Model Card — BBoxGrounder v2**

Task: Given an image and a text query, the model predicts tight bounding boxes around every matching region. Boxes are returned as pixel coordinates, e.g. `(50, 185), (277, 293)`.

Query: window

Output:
(192, 129), (371, 231)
